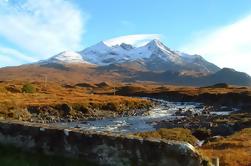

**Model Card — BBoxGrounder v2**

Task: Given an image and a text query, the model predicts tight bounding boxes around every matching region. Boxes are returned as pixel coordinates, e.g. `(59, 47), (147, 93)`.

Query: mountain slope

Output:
(39, 51), (90, 64)
(0, 38), (250, 86)
(40, 39), (220, 74)
(133, 68), (251, 86)
(206, 68), (251, 86)
(0, 63), (249, 86)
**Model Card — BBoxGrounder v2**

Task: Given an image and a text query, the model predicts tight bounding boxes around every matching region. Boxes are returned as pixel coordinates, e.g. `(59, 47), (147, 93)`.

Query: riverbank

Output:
(155, 112), (251, 137)
(134, 127), (251, 166)
(112, 84), (251, 111)
(1, 81), (250, 123)
(0, 81), (152, 123)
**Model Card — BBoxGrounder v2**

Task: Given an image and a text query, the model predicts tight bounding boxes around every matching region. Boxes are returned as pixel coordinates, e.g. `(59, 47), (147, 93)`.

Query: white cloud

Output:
(181, 14), (251, 75)
(104, 34), (162, 47)
(0, 0), (88, 63)
(0, 45), (36, 66)
(0, 46), (36, 62)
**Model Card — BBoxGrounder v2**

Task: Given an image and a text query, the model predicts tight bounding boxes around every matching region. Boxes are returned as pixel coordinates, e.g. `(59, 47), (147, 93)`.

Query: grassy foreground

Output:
(134, 128), (198, 145)
(199, 128), (251, 166)
(135, 128), (251, 166)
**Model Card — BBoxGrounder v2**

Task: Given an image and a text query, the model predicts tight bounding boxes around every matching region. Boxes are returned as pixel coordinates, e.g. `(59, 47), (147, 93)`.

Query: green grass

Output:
(21, 83), (36, 93)
(134, 128), (198, 145)
(0, 144), (97, 166)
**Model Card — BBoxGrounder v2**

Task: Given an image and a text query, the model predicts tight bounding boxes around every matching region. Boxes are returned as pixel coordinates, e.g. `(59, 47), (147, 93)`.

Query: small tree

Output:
(22, 83), (36, 93)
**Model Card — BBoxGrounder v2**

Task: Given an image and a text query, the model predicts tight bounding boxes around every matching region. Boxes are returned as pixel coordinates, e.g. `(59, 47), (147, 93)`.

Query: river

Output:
(54, 98), (236, 134)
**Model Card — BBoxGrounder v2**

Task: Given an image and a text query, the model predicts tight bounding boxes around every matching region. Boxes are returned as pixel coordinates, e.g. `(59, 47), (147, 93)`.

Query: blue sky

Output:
(80, 0), (251, 47)
(0, 0), (251, 74)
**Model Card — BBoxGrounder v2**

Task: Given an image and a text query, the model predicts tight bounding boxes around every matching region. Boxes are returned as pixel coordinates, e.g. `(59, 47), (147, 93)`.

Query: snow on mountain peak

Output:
(175, 51), (203, 61)
(48, 51), (90, 64)
(103, 34), (161, 47)
(146, 39), (168, 50)
(40, 35), (219, 73)
(79, 39), (182, 65)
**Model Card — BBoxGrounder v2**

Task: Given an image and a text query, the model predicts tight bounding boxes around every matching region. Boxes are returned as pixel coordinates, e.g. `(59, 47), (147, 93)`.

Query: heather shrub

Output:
(135, 128), (198, 145)
(22, 84), (36, 93)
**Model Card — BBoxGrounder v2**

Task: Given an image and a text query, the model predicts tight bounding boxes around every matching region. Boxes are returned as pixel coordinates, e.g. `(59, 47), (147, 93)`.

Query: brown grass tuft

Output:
(134, 128), (198, 145)
(199, 128), (251, 166)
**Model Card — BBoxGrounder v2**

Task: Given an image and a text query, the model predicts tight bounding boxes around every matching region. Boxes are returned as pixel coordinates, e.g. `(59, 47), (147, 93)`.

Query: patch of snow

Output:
(175, 51), (202, 62)
(80, 39), (184, 65)
(44, 51), (91, 64)
(40, 36), (218, 73)
(80, 41), (154, 65)
(103, 34), (161, 47)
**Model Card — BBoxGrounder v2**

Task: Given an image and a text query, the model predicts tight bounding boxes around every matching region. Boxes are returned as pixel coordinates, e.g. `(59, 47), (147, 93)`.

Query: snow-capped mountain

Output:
(40, 39), (220, 73)
(79, 41), (154, 65)
(79, 39), (183, 66)
(1, 38), (250, 86)
(40, 51), (90, 64)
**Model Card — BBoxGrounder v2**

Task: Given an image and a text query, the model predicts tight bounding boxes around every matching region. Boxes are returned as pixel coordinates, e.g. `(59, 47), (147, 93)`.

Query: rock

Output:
(61, 104), (72, 114)
(0, 120), (211, 166)
(212, 124), (234, 136)
(74, 125), (81, 128)
(204, 136), (224, 144)
(202, 109), (210, 115)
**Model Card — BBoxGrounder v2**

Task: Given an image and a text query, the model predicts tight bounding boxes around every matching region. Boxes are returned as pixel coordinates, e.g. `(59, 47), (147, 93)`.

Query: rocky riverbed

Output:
(52, 98), (246, 137)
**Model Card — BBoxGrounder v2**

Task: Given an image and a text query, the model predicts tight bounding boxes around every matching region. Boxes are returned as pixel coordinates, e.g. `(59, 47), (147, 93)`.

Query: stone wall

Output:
(0, 120), (209, 166)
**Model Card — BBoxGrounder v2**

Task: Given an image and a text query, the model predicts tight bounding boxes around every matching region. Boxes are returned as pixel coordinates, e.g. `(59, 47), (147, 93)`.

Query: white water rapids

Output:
(54, 99), (236, 134)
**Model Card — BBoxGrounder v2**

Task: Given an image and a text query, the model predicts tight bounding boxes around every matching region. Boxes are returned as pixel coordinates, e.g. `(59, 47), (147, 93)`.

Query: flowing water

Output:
(55, 99), (202, 133)
(54, 99), (236, 134)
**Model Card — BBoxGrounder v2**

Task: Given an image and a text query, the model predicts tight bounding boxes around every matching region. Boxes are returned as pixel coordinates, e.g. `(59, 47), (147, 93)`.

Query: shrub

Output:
(102, 102), (119, 112)
(72, 103), (89, 113)
(135, 128), (198, 145)
(0, 87), (7, 93)
(21, 84), (36, 93)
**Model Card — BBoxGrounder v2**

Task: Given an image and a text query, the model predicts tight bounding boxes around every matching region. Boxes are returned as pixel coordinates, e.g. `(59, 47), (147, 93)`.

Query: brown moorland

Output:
(0, 81), (152, 122)
(0, 63), (250, 86)
(134, 128), (198, 145)
(199, 128), (251, 166)
(0, 80), (250, 165)
(135, 128), (251, 166)
(110, 83), (251, 109)
(0, 80), (250, 122)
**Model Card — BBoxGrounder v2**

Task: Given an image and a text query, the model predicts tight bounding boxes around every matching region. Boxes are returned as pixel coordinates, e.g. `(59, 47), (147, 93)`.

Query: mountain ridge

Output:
(40, 39), (220, 74)
(0, 38), (250, 86)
